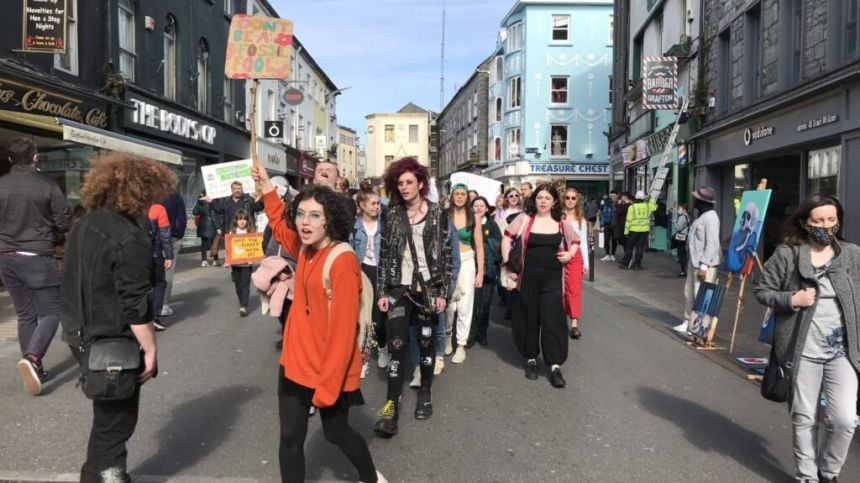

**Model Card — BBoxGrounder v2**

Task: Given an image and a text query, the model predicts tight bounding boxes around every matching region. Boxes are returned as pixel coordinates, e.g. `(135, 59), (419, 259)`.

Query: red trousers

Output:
(563, 250), (583, 319)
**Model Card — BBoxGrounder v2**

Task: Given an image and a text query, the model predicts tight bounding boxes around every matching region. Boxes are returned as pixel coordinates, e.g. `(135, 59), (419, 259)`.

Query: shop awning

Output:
(0, 110), (63, 133)
(57, 118), (183, 165)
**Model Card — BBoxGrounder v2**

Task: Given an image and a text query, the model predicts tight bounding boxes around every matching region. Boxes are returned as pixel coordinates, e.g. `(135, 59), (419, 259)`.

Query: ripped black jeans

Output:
(385, 292), (436, 401)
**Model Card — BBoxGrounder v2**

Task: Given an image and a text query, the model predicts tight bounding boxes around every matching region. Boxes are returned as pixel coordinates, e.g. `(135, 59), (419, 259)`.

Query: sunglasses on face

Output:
(565, 196), (577, 200)
(507, 194), (520, 198)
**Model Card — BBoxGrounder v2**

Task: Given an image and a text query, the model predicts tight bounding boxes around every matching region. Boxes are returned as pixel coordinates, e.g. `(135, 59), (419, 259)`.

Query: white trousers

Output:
(792, 355), (859, 482)
(683, 260), (717, 321)
(445, 250), (476, 346)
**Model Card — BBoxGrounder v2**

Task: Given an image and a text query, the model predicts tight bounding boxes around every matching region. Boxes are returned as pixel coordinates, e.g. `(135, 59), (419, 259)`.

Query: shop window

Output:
(197, 38), (211, 113)
(550, 124), (568, 158)
(164, 15), (178, 100)
(552, 15), (569, 42)
(54, 0), (78, 75)
(409, 124), (419, 143)
(551, 77), (568, 104)
(508, 76), (522, 109)
(118, 0), (135, 81)
(808, 146), (841, 196)
(384, 125), (394, 143)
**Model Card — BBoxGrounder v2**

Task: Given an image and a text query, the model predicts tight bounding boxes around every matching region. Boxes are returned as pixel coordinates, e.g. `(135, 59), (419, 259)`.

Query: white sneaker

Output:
(361, 471), (389, 483)
(201, 260), (209, 267)
(452, 347), (466, 364)
(610, 255), (616, 261)
(360, 361), (370, 379)
(600, 255), (611, 261)
(377, 347), (390, 369)
(409, 366), (421, 388)
(160, 305), (174, 316)
(434, 356), (444, 375)
(444, 333), (453, 356)
(153, 321), (167, 331)
(672, 322), (689, 333)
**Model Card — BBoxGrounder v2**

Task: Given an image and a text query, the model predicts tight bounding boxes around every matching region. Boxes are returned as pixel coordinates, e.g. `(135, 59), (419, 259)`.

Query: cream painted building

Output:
(336, 125), (359, 185)
(364, 103), (432, 179)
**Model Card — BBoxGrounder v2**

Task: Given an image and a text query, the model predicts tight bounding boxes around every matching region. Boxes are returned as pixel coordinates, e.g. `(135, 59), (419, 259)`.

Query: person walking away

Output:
(160, 191), (186, 317)
(60, 153), (174, 482)
(444, 184), (484, 364)
(147, 202), (173, 331)
(599, 191), (618, 261)
(374, 157), (452, 435)
(223, 210), (256, 316)
(501, 184), (577, 388)
(754, 193), (860, 483)
(0, 138), (72, 395)
(619, 191), (655, 270)
(350, 187), (387, 373)
(584, 196), (599, 229)
(468, 196), (501, 347)
(562, 188), (589, 339)
(251, 165), (386, 483)
(192, 190), (218, 267)
(673, 203), (691, 277)
(674, 188), (720, 332)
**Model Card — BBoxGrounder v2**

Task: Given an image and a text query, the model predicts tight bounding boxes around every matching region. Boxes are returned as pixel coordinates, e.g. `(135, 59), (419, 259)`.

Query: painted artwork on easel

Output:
(725, 189), (772, 274)
(687, 282), (726, 341)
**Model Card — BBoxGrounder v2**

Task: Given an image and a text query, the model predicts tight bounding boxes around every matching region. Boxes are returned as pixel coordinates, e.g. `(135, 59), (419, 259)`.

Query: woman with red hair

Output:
(374, 157), (453, 437)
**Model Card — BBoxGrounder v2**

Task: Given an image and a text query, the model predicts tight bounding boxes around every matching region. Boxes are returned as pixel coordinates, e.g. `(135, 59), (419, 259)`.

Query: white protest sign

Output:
(449, 172), (504, 202)
(201, 159), (255, 199)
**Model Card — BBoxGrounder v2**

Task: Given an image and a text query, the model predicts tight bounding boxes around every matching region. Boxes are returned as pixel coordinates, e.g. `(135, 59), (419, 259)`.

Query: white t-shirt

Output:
(362, 220), (378, 266)
(401, 219), (431, 286)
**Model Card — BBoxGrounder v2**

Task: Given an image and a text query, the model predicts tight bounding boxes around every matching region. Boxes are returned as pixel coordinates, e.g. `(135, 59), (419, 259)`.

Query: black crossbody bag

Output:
(400, 208), (437, 317)
(760, 247), (802, 403)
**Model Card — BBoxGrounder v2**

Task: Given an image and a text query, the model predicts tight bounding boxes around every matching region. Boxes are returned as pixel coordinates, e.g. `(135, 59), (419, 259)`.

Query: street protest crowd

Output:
(2, 136), (860, 483)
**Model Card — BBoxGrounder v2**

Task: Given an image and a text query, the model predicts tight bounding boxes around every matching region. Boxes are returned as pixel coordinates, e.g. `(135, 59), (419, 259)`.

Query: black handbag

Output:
(761, 345), (791, 402)
(504, 215), (529, 274)
(81, 338), (141, 401)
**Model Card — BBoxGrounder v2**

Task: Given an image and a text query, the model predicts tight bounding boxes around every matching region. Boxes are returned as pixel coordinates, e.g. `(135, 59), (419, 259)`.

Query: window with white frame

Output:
(507, 22), (523, 51)
(508, 128), (521, 157)
(508, 76), (522, 109)
(409, 124), (419, 143)
(117, 0), (135, 81)
(384, 125), (394, 143)
(551, 77), (568, 104)
(54, 0), (78, 74)
(223, 78), (233, 122)
(552, 15), (570, 41)
(197, 39), (210, 113)
(163, 15), (178, 100)
(550, 124), (568, 157)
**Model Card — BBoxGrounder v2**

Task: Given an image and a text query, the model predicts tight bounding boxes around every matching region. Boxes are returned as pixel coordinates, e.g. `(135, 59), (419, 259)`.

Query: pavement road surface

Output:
(1, 259), (858, 482)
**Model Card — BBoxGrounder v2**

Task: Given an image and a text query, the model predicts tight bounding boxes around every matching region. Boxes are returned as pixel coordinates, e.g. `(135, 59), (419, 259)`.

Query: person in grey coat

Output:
(192, 190), (219, 266)
(754, 193), (860, 483)
(674, 187), (721, 332)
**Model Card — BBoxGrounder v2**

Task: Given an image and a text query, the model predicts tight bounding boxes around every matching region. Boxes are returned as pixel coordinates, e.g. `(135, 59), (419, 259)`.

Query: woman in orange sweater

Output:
(251, 165), (385, 483)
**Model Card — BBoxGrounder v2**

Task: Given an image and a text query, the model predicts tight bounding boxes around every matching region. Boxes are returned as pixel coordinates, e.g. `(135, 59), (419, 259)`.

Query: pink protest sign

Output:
(225, 15), (294, 79)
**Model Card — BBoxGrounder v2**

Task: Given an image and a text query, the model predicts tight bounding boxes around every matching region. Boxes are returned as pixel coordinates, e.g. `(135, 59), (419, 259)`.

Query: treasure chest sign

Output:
(225, 233), (265, 265)
(225, 15), (294, 79)
(642, 57), (678, 110)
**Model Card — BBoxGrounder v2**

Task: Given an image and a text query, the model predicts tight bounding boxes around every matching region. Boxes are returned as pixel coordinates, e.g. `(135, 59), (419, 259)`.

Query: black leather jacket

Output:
(60, 208), (153, 347)
(377, 202), (453, 301)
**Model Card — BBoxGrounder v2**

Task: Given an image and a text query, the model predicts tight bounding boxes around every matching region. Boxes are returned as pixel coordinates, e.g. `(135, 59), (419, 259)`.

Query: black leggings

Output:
(278, 375), (376, 483)
(386, 294), (435, 400)
(200, 237), (213, 260)
(362, 263), (386, 346)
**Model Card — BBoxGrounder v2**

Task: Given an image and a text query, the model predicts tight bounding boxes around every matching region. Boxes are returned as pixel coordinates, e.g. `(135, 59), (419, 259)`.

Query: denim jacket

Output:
(349, 218), (382, 265)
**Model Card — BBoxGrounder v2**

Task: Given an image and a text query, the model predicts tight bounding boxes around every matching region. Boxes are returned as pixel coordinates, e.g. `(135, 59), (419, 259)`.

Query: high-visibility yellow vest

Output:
(625, 199), (656, 235)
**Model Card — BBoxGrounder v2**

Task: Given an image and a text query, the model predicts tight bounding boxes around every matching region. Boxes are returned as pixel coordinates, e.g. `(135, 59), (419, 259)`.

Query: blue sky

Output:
(269, 0), (515, 146)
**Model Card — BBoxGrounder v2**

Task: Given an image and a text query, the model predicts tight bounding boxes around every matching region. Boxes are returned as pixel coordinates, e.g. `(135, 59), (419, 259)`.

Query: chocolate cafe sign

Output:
(0, 77), (108, 128)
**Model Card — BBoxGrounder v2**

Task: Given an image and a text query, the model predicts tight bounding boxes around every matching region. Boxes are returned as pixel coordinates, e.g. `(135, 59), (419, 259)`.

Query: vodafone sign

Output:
(283, 88), (304, 106)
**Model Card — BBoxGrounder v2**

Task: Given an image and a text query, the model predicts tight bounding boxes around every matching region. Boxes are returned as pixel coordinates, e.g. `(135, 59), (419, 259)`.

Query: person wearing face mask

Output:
(754, 193), (860, 483)
(674, 187), (721, 332)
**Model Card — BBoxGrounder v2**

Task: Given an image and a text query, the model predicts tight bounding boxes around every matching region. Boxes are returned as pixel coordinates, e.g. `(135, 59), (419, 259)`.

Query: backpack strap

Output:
(322, 242), (354, 300)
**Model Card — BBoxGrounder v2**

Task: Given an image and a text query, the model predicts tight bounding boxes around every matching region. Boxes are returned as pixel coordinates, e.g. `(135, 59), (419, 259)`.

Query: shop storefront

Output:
(257, 137), (287, 177)
(120, 88), (249, 248)
(695, 87), (858, 253)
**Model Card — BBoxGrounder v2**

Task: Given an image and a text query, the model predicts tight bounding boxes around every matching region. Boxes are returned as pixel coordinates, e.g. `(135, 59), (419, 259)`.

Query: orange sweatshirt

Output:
(263, 190), (362, 407)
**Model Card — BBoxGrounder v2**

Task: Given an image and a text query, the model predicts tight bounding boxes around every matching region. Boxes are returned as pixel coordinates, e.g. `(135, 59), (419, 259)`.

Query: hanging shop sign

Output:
(225, 15), (294, 79)
(283, 87), (303, 106)
(622, 139), (648, 167)
(22, 0), (68, 53)
(642, 57), (678, 110)
(530, 163), (609, 175)
(0, 76), (107, 127)
(128, 97), (217, 145)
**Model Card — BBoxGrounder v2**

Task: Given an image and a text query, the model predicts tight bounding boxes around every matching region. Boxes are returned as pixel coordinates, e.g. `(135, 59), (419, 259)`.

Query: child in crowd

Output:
(224, 209), (256, 316)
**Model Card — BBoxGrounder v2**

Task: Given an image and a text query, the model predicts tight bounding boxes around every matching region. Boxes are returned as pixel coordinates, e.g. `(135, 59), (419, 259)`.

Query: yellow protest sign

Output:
(225, 233), (265, 265)
(225, 15), (294, 79)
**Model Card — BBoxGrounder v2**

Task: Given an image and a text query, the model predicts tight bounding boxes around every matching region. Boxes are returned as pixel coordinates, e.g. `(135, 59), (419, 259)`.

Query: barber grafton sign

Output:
(642, 57), (678, 110)
(22, 0), (68, 53)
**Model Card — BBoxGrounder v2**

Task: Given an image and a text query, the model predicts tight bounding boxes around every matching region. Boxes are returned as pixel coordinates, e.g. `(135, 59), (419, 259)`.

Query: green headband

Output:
(451, 183), (469, 193)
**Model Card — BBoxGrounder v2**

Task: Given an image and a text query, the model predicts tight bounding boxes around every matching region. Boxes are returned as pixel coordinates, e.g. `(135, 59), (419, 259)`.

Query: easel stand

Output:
(727, 179), (768, 353)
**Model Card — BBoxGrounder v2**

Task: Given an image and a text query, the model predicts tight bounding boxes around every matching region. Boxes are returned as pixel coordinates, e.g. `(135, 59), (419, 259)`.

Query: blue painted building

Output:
(484, 0), (613, 198)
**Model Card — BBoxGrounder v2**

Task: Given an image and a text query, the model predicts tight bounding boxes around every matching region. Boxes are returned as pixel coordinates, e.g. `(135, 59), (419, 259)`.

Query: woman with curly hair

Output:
(60, 153), (176, 482)
(374, 156), (452, 436)
(501, 183), (578, 388)
(251, 165), (385, 483)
